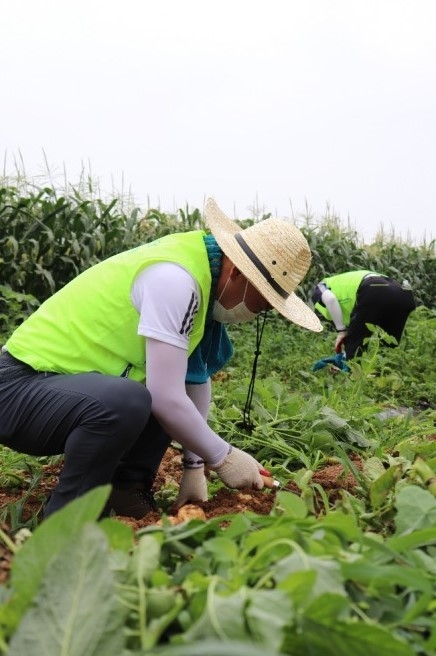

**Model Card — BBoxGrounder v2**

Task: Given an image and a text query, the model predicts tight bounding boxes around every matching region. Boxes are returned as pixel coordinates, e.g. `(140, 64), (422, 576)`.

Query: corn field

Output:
(0, 182), (435, 341)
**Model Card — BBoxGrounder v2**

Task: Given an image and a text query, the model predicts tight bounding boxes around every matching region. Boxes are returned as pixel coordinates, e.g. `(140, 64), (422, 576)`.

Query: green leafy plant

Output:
(2, 484), (435, 655)
(1, 174), (436, 654)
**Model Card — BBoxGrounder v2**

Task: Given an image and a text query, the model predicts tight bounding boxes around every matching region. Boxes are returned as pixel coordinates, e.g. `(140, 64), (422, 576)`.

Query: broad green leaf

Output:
(363, 456), (386, 481)
(10, 486), (111, 613)
(369, 463), (403, 509)
(344, 426), (370, 447)
(387, 526), (436, 553)
(149, 640), (282, 656)
(284, 614), (415, 656)
(182, 583), (294, 647)
(340, 560), (432, 595)
(129, 534), (162, 584)
(241, 522), (302, 555)
(183, 589), (247, 641)
(99, 516), (134, 552)
(273, 491), (308, 518)
(245, 589), (294, 651)
(223, 513), (252, 539)
(9, 523), (126, 656)
(276, 569), (318, 606)
(408, 546), (436, 576)
(319, 406), (347, 429)
(273, 551), (346, 601)
(395, 485), (436, 535)
(202, 536), (239, 562)
(303, 593), (350, 621)
(317, 510), (362, 542)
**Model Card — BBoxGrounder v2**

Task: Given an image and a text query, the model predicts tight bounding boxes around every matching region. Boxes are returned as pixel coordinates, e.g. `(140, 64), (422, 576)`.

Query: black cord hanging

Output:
(240, 310), (268, 433)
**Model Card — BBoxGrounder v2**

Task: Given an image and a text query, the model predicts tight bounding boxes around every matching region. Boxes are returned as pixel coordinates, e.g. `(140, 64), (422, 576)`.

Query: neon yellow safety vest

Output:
(315, 270), (383, 326)
(6, 231), (212, 382)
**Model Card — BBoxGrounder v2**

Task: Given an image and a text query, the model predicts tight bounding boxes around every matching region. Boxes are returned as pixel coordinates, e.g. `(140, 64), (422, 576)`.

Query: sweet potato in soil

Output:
(0, 446), (361, 582)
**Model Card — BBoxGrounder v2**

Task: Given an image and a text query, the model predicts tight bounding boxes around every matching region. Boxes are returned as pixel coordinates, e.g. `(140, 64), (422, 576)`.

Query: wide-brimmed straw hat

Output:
(205, 198), (322, 332)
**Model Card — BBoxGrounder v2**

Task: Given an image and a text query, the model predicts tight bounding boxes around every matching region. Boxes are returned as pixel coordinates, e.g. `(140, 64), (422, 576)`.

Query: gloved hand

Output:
(173, 466), (208, 510)
(210, 446), (264, 490)
(335, 330), (348, 353)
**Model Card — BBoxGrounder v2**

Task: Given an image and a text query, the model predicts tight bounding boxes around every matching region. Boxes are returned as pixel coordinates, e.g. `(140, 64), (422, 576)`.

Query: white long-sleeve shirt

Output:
(131, 262), (228, 466)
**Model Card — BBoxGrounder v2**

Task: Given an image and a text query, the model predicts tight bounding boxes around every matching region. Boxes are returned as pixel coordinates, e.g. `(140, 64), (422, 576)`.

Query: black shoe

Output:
(106, 484), (157, 519)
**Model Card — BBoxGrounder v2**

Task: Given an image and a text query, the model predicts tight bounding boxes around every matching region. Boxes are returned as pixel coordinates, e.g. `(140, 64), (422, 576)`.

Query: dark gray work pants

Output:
(0, 352), (171, 516)
(345, 277), (416, 359)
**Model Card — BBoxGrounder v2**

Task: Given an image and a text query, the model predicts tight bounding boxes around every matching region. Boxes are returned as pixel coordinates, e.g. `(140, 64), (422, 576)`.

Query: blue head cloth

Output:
(312, 352), (350, 372)
(185, 234), (233, 384)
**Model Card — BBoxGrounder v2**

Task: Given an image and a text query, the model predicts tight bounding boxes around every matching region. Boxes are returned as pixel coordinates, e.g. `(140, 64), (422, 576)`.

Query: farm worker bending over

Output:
(311, 270), (416, 359)
(0, 198), (321, 519)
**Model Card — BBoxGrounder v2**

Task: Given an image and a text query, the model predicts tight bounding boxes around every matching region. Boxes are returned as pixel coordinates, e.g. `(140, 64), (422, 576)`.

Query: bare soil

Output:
(0, 447), (361, 583)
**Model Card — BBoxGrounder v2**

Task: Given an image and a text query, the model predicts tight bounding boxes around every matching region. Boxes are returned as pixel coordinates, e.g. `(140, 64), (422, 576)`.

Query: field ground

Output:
(0, 445), (362, 584)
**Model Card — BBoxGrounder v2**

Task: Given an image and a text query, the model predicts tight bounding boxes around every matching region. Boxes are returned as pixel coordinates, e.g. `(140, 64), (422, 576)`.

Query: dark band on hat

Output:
(234, 233), (289, 299)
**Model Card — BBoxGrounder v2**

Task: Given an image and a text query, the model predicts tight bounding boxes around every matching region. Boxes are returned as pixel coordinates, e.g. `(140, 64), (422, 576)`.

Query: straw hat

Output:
(205, 198), (322, 332)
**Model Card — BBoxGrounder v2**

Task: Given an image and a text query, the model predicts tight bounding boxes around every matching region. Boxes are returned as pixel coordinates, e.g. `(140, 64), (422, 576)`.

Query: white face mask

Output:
(212, 278), (257, 324)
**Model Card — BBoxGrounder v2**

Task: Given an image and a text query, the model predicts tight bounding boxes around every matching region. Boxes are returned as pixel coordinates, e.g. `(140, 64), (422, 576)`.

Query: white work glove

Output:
(335, 330), (348, 353)
(173, 466), (208, 510)
(210, 446), (265, 490)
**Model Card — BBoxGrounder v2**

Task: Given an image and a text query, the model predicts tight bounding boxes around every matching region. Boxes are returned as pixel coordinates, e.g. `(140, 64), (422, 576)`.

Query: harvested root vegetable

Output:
(177, 504), (207, 522)
(156, 504), (206, 526)
(156, 515), (178, 526)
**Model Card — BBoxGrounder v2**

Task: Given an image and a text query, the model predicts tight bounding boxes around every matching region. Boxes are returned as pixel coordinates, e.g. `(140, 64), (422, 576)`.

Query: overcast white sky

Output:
(1, 0), (435, 243)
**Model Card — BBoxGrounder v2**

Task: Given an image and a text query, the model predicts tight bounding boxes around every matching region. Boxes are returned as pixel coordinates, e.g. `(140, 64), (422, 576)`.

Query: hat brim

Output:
(205, 199), (323, 332)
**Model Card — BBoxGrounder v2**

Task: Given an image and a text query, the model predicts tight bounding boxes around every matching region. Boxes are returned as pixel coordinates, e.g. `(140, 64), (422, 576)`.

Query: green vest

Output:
(315, 270), (381, 326)
(6, 231), (212, 382)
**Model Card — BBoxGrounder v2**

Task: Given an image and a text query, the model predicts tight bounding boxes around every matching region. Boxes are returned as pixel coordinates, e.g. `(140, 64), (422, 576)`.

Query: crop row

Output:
(1, 184), (435, 341)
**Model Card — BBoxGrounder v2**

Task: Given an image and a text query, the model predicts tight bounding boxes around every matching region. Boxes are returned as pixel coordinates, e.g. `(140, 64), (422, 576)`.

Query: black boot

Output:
(105, 484), (157, 519)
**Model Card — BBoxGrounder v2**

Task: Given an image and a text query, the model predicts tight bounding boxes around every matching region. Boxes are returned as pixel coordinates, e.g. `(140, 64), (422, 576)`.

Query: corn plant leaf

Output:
(8, 523), (126, 656)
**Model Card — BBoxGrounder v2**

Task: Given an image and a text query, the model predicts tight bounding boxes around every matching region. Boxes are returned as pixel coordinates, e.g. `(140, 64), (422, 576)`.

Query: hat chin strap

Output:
(234, 233), (289, 300)
(236, 310), (268, 433)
